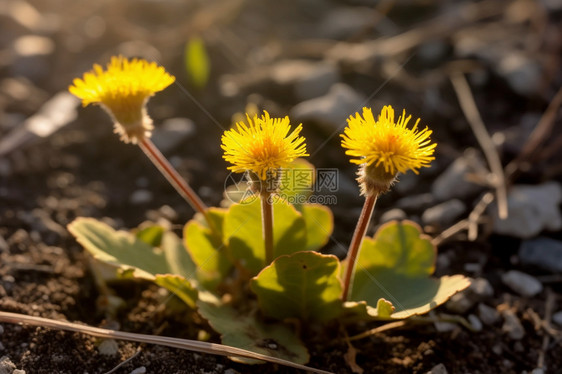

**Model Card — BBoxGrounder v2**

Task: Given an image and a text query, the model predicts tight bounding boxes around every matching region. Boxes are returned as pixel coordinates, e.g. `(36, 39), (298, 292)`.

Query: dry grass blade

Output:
(504, 86), (562, 180)
(450, 72), (508, 220)
(0, 311), (333, 374)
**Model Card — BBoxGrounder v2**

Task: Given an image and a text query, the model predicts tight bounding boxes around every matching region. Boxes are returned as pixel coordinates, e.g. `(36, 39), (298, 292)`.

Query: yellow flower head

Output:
(341, 105), (436, 194)
(221, 111), (308, 182)
(68, 55), (175, 143)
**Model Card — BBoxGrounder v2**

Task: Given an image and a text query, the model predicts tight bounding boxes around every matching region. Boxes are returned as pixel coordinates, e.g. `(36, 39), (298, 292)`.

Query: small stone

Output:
(426, 363), (448, 374)
(445, 291), (474, 314)
(0, 343), (4, 351)
(502, 309), (525, 340)
(434, 321), (457, 333)
(0, 356), (16, 374)
(0, 325), (4, 334)
(293, 63), (339, 101)
(291, 83), (365, 131)
(552, 311), (562, 327)
(396, 193), (436, 211)
(13, 370), (25, 374)
(477, 303), (500, 325)
(519, 237), (562, 273)
(380, 209), (406, 223)
(422, 199), (466, 227)
(129, 367), (146, 374)
(497, 53), (541, 95)
(491, 182), (562, 239)
(501, 270), (543, 297)
(431, 150), (485, 201)
(468, 314), (483, 331)
(531, 368), (545, 374)
(469, 277), (494, 298)
(0, 159), (11, 177)
(318, 7), (376, 39)
(98, 339), (119, 356)
(130, 190), (153, 205)
(151, 117), (196, 153)
(224, 369), (241, 374)
(492, 344), (502, 355)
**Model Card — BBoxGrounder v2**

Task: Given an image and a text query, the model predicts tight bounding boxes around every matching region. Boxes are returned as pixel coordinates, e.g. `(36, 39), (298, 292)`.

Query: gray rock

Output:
(129, 189), (153, 205)
(445, 292), (474, 314)
(0, 356), (16, 374)
(268, 60), (341, 101)
(318, 7), (376, 39)
(491, 182), (562, 239)
(98, 339), (119, 356)
(502, 309), (525, 340)
(0, 159), (11, 178)
(151, 117), (196, 153)
(0, 325), (3, 334)
(497, 53), (542, 96)
(431, 150), (485, 201)
(468, 314), (483, 332)
(434, 321), (457, 333)
(422, 199), (466, 227)
(11, 35), (55, 80)
(291, 83), (365, 131)
(396, 193), (436, 211)
(501, 270), (543, 297)
(0, 343), (3, 351)
(426, 363), (448, 374)
(469, 277), (494, 298)
(129, 367), (146, 374)
(0, 92), (79, 158)
(552, 311), (562, 327)
(519, 237), (562, 273)
(380, 209), (406, 223)
(531, 368), (545, 374)
(477, 303), (500, 325)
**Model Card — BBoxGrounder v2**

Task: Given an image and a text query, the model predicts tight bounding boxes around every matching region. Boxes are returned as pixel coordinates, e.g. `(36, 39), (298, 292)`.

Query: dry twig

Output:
(0, 311), (333, 374)
(450, 72), (508, 220)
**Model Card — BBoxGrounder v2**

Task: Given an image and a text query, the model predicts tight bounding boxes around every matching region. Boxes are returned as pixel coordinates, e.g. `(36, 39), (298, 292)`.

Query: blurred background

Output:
(1, 0), (562, 372)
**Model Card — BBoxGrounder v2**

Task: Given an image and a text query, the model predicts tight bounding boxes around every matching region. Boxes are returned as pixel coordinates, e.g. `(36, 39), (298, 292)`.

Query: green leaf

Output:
(223, 198), (307, 275)
(184, 36), (210, 89)
(184, 208), (232, 289)
(68, 217), (198, 308)
(251, 251), (342, 322)
(155, 274), (198, 308)
(349, 220), (470, 319)
(301, 204), (333, 251)
(135, 224), (164, 247)
(197, 294), (309, 365)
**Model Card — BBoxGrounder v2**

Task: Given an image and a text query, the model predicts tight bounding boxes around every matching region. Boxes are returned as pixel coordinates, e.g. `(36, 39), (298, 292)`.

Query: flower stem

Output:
(139, 138), (208, 215)
(341, 193), (378, 301)
(261, 192), (274, 265)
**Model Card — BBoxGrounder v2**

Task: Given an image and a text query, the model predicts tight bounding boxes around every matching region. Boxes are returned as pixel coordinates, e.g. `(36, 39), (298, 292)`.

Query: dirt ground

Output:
(1, 0), (562, 373)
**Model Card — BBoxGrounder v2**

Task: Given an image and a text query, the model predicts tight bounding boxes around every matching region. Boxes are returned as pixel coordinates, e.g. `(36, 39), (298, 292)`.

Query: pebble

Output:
(151, 117), (196, 153)
(0, 342), (4, 351)
(422, 199), (466, 227)
(0, 325), (3, 334)
(501, 270), (543, 297)
(13, 370), (25, 374)
(491, 182), (562, 239)
(98, 339), (119, 356)
(497, 53), (542, 95)
(129, 367), (146, 374)
(291, 83), (365, 131)
(469, 277), (494, 298)
(224, 369), (241, 374)
(531, 369), (545, 374)
(0, 159), (12, 178)
(477, 303), (500, 325)
(318, 7), (377, 39)
(519, 237), (562, 273)
(426, 363), (448, 374)
(291, 62), (339, 101)
(552, 311), (562, 327)
(0, 356), (16, 374)
(379, 209), (406, 223)
(434, 321), (457, 333)
(468, 314), (483, 332)
(129, 189), (153, 205)
(396, 193), (436, 211)
(431, 150), (485, 201)
(501, 309), (525, 340)
(445, 292), (474, 314)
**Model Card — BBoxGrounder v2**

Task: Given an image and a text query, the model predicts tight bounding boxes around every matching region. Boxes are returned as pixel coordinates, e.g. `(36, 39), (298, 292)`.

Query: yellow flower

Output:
(341, 106), (436, 194)
(68, 55), (175, 143)
(221, 111), (308, 182)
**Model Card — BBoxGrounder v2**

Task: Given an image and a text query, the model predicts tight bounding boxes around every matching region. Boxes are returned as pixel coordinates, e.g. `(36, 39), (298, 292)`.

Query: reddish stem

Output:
(139, 138), (208, 215)
(341, 193), (378, 301)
